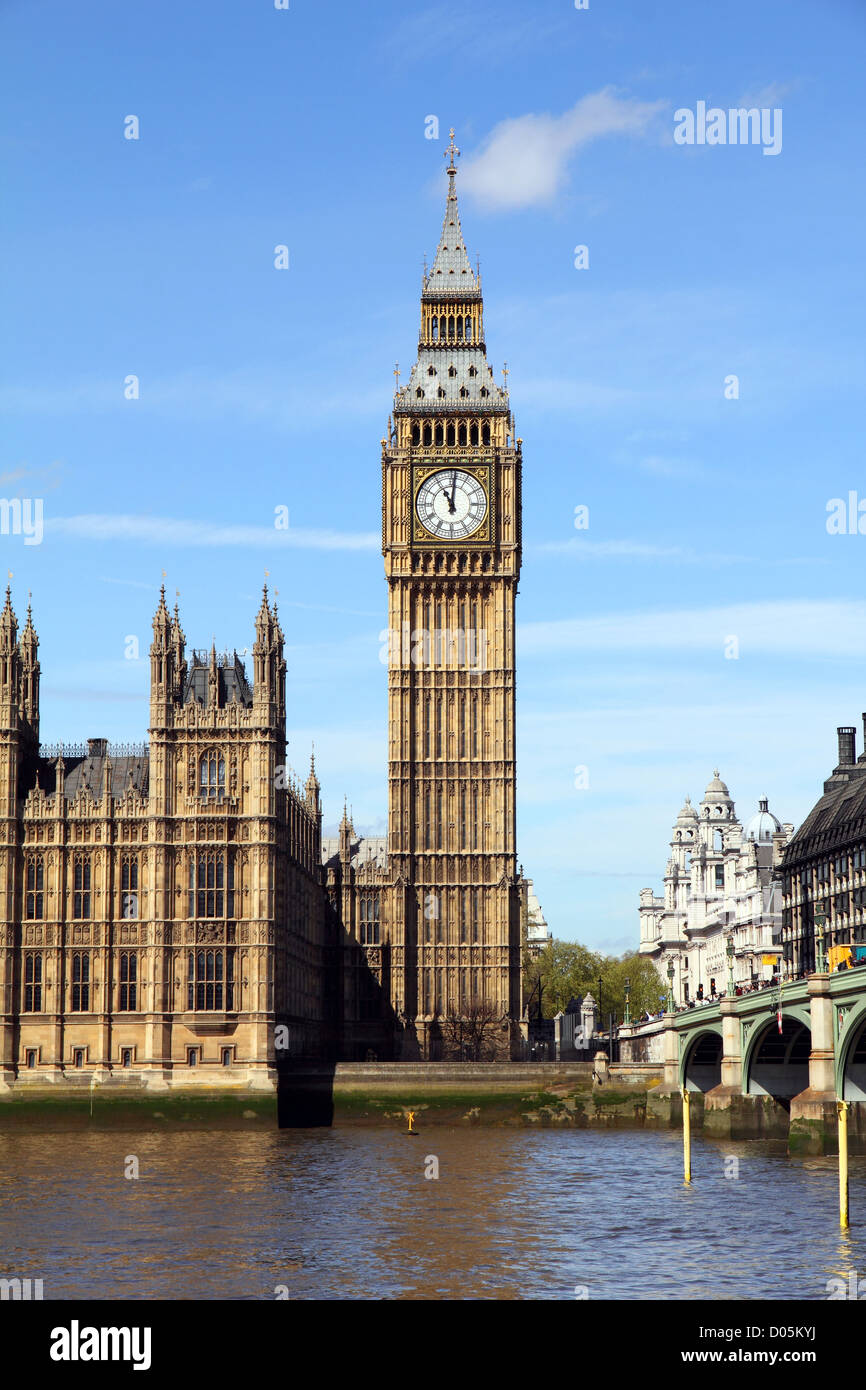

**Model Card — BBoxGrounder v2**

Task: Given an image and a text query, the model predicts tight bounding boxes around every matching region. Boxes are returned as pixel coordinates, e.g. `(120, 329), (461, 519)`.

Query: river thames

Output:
(2, 1126), (865, 1300)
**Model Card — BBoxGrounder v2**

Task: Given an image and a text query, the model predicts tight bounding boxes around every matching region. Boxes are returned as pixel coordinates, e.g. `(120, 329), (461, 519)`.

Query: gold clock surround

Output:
(411, 457), (493, 546)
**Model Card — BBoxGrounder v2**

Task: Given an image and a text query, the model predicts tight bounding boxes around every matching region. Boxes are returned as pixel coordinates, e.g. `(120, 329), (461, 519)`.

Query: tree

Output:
(442, 996), (503, 1060)
(523, 941), (667, 1022)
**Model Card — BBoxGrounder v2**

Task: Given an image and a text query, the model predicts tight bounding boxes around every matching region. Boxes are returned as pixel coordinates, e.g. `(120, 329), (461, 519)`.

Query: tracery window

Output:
(71, 952), (90, 1011)
(23, 952), (42, 1011)
(187, 949), (234, 1011)
(188, 852), (235, 918)
(73, 856), (91, 919)
(360, 897), (380, 946)
(118, 952), (138, 1011)
(199, 750), (225, 801)
(25, 855), (44, 920)
(121, 854), (139, 918)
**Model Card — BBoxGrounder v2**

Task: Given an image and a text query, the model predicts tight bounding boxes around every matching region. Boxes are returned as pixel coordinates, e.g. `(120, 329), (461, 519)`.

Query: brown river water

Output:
(1, 1126), (865, 1299)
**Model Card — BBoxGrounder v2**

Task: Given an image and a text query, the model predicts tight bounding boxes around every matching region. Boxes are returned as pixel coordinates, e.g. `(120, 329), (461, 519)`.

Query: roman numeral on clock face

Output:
(416, 468), (488, 539)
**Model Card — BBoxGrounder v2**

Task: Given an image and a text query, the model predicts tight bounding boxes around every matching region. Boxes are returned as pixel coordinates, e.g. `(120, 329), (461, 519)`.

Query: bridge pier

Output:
(789, 975), (838, 1154)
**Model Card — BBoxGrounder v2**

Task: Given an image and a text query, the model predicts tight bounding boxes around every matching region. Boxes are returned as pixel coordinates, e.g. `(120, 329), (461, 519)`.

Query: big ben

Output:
(383, 132), (523, 1059)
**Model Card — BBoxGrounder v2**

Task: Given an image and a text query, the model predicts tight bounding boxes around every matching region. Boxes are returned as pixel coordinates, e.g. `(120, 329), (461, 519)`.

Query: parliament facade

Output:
(0, 136), (533, 1089)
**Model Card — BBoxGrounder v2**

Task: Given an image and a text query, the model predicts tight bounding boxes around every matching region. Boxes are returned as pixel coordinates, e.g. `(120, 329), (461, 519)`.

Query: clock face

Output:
(415, 468), (488, 540)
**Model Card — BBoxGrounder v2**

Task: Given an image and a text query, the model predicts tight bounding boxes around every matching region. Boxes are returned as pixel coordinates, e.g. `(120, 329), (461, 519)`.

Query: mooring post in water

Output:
(682, 1084), (691, 1184)
(837, 1099), (849, 1229)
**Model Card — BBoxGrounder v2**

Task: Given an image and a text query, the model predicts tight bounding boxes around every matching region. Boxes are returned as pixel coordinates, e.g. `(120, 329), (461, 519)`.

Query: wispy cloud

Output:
(0, 460), (66, 494)
(460, 89), (667, 210)
(532, 538), (750, 563)
(49, 514), (378, 552)
(638, 454), (706, 480)
(0, 372), (385, 427)
(737, 80), (800, 109)
(518, 599), (866, 658)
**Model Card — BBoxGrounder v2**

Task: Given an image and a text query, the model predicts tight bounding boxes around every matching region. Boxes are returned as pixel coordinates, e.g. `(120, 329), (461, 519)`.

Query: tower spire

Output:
(425, 127), (478, 294)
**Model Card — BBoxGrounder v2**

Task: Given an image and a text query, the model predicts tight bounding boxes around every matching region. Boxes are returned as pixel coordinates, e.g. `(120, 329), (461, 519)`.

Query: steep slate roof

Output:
(321, 836), (388, 872)
(36, 750), (149, 799)
(401, 348), (508, 413)
(782, 765), (866, 862)
(182, 653), (253, 708)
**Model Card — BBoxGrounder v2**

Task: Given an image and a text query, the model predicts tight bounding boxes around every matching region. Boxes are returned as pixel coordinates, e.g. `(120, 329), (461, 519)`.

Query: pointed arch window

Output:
(427, 365), (436, 376)
(465, 317), (473, 341)
(431, 316), (438, 340)
(118, 952), (138, 1010)
(446, 421), (455, 444)
(438, 387), (446, 399)
(188, 851), (235, 918)
(199, 750), (225, 801)
(458, 422), (467, 445)
(360, 897), (380, 946)
(23, 952), (42, 1011)
(71, 952), (90, 1011)
(411, 424), (420, 445)
(470, 423), (479, 446)
(459, 386), (469, 399)
(423, 422), (432, 445)
(448, 365), (457, 378)
(121, 854), (139, 918)
(73, 856), (91, 919)
(188, 948), (234, 1011)
(415, 387), (424, 399)
(468, 365), (477, 377)
(25, 855), (44, 920)
(482, 422), (491, 445)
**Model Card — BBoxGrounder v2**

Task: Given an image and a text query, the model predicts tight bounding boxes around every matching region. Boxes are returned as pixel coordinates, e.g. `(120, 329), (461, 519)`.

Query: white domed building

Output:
(639, 774), (794, 1005)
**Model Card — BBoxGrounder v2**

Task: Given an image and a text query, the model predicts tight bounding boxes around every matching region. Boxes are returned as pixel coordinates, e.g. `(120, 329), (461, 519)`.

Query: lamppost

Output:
(624, 976), (631, 1025)
(814, 905), (828, 974)
(666, 958), (675, 1013)
(726, 933), (735, 997)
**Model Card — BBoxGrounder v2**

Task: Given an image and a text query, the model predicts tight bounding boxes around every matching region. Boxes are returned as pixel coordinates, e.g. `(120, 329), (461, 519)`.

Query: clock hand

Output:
(449, 470), (457, 510)
(441, 488), (455, 514)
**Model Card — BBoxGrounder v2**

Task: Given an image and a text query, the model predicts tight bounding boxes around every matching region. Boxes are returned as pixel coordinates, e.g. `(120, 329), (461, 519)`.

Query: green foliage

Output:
(524, 941), (667, 1022)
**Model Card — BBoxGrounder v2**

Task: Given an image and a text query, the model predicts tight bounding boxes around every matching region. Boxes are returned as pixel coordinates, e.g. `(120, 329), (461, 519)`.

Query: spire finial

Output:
(445, 127), (460, 174)
(394, 362), (400, 387)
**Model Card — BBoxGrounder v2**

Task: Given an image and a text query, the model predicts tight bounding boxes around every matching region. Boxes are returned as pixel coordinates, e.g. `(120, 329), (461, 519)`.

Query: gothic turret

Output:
(149, 586), (175, 724)
(0, 588), (19, 720)
(18, 598), (40, 736)
(305, 748), (321, 816)
(252, 585), (286, 720)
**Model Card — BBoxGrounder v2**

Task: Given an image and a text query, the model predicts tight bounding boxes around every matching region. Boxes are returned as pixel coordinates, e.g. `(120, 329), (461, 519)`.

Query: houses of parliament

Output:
(0, 137), (544, 1090)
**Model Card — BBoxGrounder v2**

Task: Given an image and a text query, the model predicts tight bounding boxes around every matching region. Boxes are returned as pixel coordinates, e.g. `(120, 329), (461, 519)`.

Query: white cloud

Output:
(460, 89), (667, 210)
(48, 514), (378, 552)
(518, 599), (866, 659)
(531, 538), (750, 563)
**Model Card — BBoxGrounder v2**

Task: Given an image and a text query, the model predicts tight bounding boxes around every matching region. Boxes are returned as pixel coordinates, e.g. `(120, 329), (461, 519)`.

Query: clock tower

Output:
(383, 132), (523, 1058)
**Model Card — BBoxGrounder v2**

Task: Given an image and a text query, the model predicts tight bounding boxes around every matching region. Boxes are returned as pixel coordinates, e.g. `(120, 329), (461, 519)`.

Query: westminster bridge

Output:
(618, 970), (866, 1151)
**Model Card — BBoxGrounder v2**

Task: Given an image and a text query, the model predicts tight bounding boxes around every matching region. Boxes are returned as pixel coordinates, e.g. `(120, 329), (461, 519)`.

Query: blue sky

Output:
(2, 0), (865, 952)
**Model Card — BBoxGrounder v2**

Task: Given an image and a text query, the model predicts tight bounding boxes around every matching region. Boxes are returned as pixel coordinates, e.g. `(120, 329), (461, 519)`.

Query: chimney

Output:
(87, 737), (108, 758)
(838, 727), (856, 766)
